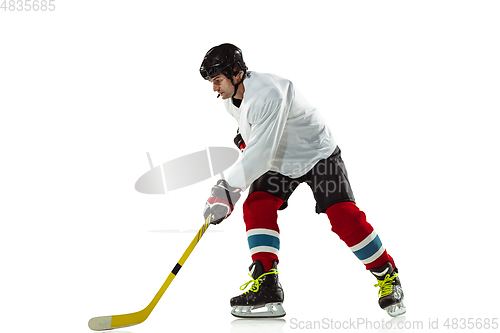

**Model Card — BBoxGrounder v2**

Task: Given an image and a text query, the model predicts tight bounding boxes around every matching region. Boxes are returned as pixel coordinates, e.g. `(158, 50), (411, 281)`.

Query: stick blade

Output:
(88, 316), (112, 331)
(88, 312), (144, 331)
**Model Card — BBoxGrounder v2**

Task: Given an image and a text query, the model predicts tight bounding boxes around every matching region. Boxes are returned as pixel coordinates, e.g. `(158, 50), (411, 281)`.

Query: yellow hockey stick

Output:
(88, 216), (212, 331)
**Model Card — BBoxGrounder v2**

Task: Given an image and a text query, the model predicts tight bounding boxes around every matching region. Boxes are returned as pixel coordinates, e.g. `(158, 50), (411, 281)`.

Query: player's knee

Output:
(243, 191), (283, 220)
(326, 201), (365, 235)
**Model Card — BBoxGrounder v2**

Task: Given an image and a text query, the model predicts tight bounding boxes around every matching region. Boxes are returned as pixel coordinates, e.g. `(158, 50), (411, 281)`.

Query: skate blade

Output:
(231, 302), (286, 318)
(385, 300), (406, 317)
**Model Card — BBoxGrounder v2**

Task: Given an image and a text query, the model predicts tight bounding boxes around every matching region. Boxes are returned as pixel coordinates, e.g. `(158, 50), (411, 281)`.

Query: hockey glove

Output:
(203, 179), (241, 224)
(234, 129), (246, 152)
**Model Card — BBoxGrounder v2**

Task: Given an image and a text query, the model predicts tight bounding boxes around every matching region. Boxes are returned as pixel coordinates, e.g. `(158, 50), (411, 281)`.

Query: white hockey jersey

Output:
(224, 71), (337, 191)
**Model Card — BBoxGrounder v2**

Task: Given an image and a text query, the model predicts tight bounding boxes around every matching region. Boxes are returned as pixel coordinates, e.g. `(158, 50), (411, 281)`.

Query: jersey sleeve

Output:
(225, 97), (290, 191)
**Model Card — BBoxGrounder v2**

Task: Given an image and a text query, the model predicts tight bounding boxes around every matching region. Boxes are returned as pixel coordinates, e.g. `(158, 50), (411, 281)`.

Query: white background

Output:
(1, 1), (499, 332)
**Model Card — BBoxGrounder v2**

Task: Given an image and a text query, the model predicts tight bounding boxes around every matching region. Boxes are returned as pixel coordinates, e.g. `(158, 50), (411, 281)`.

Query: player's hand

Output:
(203, 179), (241, 224)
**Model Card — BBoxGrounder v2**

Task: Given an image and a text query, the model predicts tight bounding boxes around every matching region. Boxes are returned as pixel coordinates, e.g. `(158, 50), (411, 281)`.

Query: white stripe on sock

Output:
(249, 246), (280, 256)
(246, 228), (280, 238)
(349, 230), (378, 252)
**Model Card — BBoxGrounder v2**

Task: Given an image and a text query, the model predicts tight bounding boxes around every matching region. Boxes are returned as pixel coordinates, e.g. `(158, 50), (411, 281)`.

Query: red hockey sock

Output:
(243, 191), (283, 272)
(326, 202), (395, 270)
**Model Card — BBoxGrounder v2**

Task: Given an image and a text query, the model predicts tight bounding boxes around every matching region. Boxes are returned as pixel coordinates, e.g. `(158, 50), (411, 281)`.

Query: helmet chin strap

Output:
(230, 75), (244, 98)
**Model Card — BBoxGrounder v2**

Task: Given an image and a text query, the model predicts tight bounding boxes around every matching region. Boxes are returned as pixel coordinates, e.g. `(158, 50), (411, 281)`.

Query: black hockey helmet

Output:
(200, 43), (247, 81)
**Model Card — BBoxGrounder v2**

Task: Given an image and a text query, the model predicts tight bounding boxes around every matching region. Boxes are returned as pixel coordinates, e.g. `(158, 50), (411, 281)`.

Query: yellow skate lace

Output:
(374, 273), (398, 298)
(239, 269), (279, 294)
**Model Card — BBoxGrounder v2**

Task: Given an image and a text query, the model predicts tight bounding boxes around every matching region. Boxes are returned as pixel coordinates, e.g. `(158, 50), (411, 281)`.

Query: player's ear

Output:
(233, 69), (243, 84)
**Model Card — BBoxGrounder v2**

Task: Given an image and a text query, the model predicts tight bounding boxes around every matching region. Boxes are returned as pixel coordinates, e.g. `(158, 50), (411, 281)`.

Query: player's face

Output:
(209, 74), (234, 100)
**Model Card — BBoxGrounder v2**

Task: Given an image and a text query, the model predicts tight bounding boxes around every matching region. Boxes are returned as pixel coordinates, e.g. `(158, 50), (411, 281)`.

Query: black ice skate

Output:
(230, 260), (286, 318)
(370, 262), (406, 317)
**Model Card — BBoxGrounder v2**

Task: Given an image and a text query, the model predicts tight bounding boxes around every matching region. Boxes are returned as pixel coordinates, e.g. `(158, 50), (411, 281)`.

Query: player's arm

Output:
(225, 98), (289, 190)
(204, 99), (289, 225)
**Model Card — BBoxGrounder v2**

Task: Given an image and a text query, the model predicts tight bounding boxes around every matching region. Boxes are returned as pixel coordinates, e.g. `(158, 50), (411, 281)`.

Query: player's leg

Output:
(326, 202), (405, 316)
(243, 191), (283, 272)
(325, 201), (395, 270)
(307, 146), (405, 316)
(230, 171), (300, 318)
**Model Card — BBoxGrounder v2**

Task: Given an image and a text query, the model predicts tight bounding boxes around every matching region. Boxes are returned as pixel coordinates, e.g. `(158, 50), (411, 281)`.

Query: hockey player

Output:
(200, 43), (405, 318)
